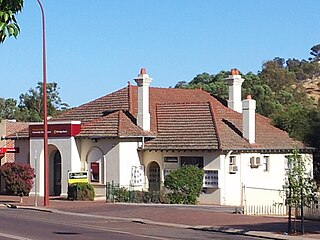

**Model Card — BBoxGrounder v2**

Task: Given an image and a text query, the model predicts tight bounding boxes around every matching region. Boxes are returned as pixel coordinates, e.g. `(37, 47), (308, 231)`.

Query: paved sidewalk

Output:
(1, 195), (319, 240)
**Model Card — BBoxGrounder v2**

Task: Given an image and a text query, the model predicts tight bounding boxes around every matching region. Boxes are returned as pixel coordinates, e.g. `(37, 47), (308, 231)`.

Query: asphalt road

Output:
(0, 208), (265, 240)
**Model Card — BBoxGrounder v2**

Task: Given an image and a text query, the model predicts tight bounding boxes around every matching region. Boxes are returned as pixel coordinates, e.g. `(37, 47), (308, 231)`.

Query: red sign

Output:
(0, 148), (19, 154)
(29, 123), (81, 138)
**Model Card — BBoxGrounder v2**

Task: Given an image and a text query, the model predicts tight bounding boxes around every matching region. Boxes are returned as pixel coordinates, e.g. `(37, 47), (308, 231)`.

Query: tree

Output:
(283, 148), (318, 234)
(309, 44), (320, 62)
(259, 59), (296, 93)
(0, 97), (17, 119)
(0, 0), (23, 43)
(16, 82), (69, 121)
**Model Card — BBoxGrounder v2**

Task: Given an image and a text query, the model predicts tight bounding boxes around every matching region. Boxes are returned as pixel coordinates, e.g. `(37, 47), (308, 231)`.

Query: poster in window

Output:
(131, 165), (144, 186)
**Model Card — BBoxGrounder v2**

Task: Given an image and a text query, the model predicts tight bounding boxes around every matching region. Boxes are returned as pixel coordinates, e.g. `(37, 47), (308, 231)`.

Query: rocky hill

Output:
(303, 78), (320, 102)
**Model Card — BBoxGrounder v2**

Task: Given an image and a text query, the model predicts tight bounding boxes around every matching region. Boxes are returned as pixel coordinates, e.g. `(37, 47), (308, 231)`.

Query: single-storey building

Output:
(8, 69), (313, 211)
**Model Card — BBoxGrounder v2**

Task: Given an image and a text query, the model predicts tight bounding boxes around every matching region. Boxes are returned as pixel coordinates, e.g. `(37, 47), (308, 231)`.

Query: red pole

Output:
(36, 0), (49, 207)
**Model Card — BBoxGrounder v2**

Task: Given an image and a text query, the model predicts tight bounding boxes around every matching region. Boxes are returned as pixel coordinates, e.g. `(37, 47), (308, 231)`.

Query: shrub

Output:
(68, 183), (95, 201)
(164, 165), (204, 204)
(0, 162), (35, 196)
(113, 187), (129, 202)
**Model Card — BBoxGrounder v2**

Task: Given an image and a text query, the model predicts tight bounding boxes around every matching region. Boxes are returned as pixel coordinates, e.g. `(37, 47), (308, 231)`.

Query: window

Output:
(229, 156), (236, 165)
(180, 156), (204, 168)
(164, 157), (178, 163)
(90, 162), (100, 182)
(263, 156), (270, 172)
(87, 148), (104, 184)
(203, 170), (218, 188)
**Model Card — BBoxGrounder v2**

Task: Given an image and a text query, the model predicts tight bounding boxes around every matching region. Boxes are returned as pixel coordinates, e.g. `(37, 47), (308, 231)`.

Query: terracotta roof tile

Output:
(144, 102), (219, 150)
(78, 110), (148, 138)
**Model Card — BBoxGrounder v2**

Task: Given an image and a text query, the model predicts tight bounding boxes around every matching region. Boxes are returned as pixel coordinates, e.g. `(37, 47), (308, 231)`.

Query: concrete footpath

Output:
(0, 195), (319, 240)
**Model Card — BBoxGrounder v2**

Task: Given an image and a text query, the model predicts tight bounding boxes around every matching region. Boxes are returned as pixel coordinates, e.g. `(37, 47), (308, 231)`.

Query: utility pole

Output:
(36, 0), (49, 206)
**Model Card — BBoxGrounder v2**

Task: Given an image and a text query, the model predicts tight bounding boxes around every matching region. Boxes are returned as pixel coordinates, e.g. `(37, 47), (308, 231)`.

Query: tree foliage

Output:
(0, 162), (34, 196)
(164, 165), (204, 204)
(0, 0), (23, 43)
(0, 97), (17, 119)
(309, 44), (320, 62)
(0, 82), (69, 121)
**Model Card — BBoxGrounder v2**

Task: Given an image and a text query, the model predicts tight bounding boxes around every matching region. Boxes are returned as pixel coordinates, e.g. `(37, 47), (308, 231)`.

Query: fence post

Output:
(105, 182), (109, 203)
(111, 180), (115, 203)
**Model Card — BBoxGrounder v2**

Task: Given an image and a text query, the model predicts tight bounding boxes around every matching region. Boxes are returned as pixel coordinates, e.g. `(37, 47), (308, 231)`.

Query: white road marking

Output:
(0, 232), (33, 240)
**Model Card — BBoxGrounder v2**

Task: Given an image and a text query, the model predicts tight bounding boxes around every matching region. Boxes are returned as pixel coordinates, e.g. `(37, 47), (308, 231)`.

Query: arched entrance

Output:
(49, 146), (61, 196)
(148, 161), (160, 191)
(53, 151), (61, 196)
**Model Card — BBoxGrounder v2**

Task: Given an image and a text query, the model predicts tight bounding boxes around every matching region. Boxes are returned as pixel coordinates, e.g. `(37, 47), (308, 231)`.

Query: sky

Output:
(1, 0), (320, 107)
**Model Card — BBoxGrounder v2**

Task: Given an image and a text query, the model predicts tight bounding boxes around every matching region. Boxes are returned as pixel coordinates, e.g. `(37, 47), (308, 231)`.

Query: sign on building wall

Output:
(203, 170), (218, 188)
(68, 171), (89, 184)
(131, 166), (144, 186)
(29, 122), (81, 138)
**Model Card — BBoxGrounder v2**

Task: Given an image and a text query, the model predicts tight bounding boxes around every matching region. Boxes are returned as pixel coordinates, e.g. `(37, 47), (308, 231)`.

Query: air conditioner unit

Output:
(250, 157), (261, 168)
(229, 165), (238, 173)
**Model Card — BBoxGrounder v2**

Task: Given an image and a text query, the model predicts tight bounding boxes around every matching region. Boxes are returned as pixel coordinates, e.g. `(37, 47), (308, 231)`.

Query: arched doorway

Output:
(49, 146), (61, 196)
(148, 161), (160, 191)
(53, 151), (61, 196)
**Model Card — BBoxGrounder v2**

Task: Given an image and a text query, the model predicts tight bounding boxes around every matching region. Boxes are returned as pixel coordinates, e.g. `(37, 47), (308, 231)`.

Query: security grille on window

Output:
(203, 170), (218, 188)
(180, 156), (204, 168)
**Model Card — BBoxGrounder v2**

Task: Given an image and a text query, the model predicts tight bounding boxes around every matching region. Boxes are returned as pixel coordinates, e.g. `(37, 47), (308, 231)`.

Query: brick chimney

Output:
(225, 69), (244, 113)
(242, 95), (256, 144)
(134, 68), (152, 131)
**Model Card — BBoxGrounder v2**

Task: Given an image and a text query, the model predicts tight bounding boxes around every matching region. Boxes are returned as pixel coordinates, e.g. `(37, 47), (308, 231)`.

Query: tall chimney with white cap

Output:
(134, 68), (152, 131)
(242, 95), (256, 144)
(225, 69), (245, 113)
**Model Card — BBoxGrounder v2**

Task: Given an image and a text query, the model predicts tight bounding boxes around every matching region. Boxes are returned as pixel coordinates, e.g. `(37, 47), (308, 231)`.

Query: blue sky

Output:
(2, 0), (319, 107)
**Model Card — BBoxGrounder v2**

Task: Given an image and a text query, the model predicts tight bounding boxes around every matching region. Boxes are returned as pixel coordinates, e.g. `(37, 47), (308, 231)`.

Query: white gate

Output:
(242, 185), (287, 215)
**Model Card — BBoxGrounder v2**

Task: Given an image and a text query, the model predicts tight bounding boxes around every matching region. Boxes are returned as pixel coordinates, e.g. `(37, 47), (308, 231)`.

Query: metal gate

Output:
(242, 185), (287, 215)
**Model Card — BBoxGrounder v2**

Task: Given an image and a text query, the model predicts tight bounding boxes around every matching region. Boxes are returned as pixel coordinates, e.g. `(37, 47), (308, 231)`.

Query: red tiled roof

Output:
(78, 110), (149, 138)
(5, 121), (30, 139)
(143, 102), (219, 150)
(52, 85), (308, 151)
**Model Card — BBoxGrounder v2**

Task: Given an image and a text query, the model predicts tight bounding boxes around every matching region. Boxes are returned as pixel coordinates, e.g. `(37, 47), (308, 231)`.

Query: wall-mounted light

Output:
(92, 138), (98, 143)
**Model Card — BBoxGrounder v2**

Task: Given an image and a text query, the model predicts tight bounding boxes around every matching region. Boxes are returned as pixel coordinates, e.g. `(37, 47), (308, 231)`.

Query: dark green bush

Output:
(68, 183), (95, 201)
(113, 187), (129, 202)
(164, 165), (204, 204)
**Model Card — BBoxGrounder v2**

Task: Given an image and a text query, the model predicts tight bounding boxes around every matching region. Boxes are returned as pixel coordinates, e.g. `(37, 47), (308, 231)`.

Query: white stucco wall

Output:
(118, 141), (141, 188)
(29, 137), (81, 197)
(222, 152), (314, 207)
